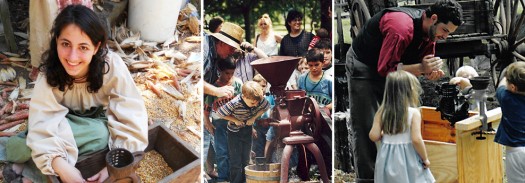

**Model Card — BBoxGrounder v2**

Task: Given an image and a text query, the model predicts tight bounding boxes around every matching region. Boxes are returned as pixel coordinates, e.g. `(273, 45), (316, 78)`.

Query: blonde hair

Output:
(455, 66), (478, 79)
(253, 74), (267, 83)
(506, 62), (525, 92)
(378, 70), (422, 135)
(297, 58), (307, 70)
(257, 14), (273, 29)
(242, 81), (264, 101)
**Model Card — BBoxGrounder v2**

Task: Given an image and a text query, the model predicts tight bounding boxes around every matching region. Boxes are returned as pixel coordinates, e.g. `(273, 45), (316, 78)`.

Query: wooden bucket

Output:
(245, 163), (281, 183)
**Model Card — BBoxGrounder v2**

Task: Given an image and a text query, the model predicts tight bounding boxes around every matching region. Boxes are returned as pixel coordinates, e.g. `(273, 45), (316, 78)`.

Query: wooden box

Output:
(421, 107), (458, 143)
(421, 107), (503, 183)
(145, 123), (200, 182)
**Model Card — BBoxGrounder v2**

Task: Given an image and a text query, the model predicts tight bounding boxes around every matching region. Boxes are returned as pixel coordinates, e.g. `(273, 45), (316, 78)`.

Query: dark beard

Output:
(428, 23), (437, 41)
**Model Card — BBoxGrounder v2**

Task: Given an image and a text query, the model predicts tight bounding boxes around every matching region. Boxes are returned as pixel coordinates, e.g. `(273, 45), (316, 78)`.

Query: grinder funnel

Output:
(251, 56), (301, 87)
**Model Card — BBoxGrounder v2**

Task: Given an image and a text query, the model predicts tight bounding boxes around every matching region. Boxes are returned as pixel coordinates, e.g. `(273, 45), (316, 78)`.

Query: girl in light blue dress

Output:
(369, 70), (435, 183)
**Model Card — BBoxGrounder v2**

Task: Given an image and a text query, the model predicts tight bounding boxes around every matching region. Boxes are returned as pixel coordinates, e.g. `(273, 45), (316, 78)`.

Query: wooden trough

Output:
(145, 123), (200, 182)
(421, 107), (503, 183)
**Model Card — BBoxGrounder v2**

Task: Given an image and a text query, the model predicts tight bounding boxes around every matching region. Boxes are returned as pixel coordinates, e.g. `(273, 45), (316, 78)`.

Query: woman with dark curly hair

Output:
(279, 9), (314, 57)
(4, 5), (148, 183)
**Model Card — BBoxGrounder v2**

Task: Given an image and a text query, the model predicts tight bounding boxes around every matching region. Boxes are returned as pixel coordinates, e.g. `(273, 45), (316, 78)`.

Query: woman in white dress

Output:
(255, 14), (282, 56)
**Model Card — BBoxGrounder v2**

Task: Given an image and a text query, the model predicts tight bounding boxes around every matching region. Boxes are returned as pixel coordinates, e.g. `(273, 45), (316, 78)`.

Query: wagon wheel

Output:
(349, 0), (371, 39)
(303, 97), (322, 140)
(491, 0), (525, 87)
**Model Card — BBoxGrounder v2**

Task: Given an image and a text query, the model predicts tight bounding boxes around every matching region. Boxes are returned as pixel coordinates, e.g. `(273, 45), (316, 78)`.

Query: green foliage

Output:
(204, 0), (322, 42)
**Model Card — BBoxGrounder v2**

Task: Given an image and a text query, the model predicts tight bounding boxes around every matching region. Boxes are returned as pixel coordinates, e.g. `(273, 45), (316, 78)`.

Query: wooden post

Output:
(0, 0), (18, 52)
(455, 108), (503, 183)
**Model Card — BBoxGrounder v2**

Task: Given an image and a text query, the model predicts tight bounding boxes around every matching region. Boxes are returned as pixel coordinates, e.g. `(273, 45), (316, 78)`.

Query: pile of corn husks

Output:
(106, 3), (202, 151)
(0, 52), (32, 137)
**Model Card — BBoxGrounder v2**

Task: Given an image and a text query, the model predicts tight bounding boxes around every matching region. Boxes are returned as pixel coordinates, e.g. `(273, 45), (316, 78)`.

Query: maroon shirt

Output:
(377, 12), (435, 77)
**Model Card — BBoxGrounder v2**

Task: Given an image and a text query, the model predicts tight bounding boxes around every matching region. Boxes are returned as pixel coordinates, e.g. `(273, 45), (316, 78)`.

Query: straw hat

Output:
(211, 22), (244, 50)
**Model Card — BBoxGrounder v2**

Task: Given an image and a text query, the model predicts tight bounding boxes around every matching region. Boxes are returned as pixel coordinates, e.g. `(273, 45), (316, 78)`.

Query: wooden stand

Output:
(421, 107), (503, 183)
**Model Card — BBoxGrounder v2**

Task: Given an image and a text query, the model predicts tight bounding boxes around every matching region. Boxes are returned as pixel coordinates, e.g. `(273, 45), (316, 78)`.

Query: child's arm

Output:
(222, 115), (244, 126)
(247, 109), (268, 126)
(325, 103), (333, 110)
(215, 98), (242, 126)
(410, 109), (430, 168)
(449, 77), (472, 90)
(204, 110), (215, 135)
(369, 111), (382, 142)
(499, 77), (507, 87)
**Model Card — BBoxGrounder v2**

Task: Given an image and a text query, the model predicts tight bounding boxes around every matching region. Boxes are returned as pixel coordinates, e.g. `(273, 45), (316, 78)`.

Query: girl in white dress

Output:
(255, 14), (282, 56)
(369, 70), (435, 183)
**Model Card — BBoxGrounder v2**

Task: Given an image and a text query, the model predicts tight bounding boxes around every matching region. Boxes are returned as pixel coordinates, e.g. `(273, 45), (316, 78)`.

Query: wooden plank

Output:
(455, 108), (502, 131)
(155, 124), (200, 170)
(0, 0), (17, 52)
(456, 110), (503, 183)
(424, 140), (458, 183)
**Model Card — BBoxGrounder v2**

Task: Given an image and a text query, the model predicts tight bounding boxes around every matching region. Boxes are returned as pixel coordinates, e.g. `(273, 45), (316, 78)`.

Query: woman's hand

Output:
(87, 167), (109, 183)
(52, 157), (85, 183)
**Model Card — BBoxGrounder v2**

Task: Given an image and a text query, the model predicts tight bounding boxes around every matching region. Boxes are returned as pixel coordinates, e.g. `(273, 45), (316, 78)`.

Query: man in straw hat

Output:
(204, 22), (245, 98)
(203, 21), (245, 182)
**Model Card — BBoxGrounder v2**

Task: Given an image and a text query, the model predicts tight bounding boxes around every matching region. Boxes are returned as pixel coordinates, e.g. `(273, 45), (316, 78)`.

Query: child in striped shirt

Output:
(215, 81), (270, 183)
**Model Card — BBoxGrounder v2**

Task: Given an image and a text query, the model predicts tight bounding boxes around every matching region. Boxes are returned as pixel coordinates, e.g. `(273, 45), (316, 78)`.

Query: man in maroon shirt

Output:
(345, 0), (463, 182)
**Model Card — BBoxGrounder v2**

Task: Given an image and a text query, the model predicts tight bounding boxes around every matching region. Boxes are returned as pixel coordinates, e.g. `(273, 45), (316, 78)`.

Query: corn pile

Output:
(0, 58), (31, 137)
(136, 150), (174, 183)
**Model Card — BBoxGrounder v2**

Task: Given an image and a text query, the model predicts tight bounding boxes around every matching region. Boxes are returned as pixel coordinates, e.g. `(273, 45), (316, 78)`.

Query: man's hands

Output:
(52, 157), (85, 183)
(240, 42), (255, 52)
(214, 85), (234, 98)
(421, 55), (443, 74)
(421, 55), (445, 81)
(424, 70), (445, 81)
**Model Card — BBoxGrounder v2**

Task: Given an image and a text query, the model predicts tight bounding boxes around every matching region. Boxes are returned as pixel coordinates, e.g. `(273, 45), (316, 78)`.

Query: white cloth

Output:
(505, 146), (525, 183)
(375, 107), (436, 183)
(27, 51), (148, 175)
(286, 69), (302, 90)
(256, 33), (279, 56)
